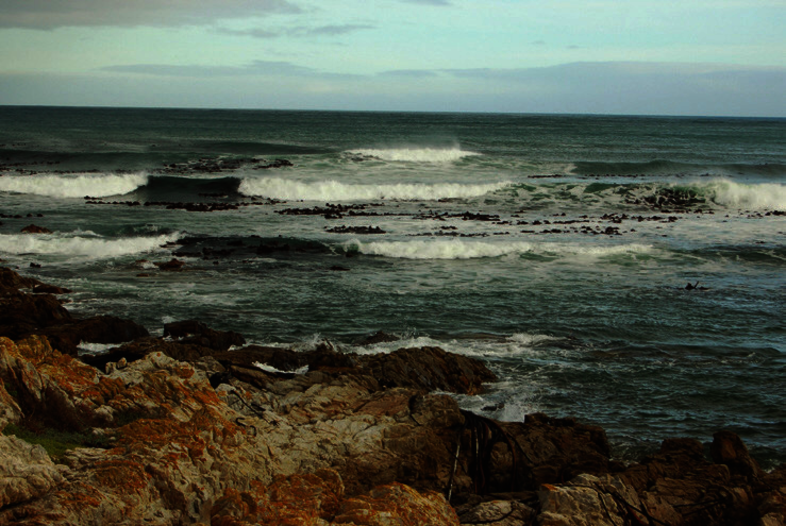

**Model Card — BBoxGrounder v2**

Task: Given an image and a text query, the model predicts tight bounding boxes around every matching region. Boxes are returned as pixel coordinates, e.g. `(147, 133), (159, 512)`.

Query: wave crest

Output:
(704, 180), (786, 211)
(0, 172), (148, 198)
(239, 177), (510, 201)
(0, 232), (180, 258)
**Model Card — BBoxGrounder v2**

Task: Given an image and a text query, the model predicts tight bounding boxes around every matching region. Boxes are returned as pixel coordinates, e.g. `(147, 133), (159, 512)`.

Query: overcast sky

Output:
(0, 0), (783, 116)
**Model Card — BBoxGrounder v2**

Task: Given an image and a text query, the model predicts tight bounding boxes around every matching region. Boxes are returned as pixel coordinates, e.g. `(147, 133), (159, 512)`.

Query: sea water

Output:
(0, 107), (784, 466)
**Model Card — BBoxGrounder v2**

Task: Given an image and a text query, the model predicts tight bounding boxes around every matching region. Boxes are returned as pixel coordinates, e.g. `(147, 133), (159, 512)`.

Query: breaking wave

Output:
(239, 177), (510, 201)
(703, 180), (786, 211)
(0, 172), (148, 198)
(345, 147), (480, 163)
(0, 232), (180, 258)
(344, 239), (654, 260)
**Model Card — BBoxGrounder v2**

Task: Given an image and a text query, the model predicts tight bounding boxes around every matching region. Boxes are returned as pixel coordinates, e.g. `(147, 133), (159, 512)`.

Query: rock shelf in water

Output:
(0, 266), (784, 526)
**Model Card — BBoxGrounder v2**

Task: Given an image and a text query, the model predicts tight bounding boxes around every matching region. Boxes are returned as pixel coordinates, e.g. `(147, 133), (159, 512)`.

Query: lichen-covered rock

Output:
(537, 474), (645, 526)
(0, 435), (64, 510)
(456, 499), (536, 526)
(332, 482), (460, 526)
(0, 378), (22, 427)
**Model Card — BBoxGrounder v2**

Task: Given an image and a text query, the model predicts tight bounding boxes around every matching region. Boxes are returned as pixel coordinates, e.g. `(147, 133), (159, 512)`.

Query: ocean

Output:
(1, 106), (784, 467)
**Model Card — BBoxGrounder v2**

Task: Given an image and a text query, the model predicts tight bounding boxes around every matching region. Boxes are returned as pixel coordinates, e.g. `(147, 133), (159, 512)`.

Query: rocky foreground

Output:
(0, 267), (784, 526)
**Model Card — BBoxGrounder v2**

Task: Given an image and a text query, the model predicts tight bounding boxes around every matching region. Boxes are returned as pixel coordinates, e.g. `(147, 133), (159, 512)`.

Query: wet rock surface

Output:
(0, 267), (784, 526)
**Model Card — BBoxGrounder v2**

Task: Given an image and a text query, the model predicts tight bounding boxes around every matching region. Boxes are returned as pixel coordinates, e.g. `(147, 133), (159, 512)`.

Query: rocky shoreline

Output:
(0, 266), (784, 525)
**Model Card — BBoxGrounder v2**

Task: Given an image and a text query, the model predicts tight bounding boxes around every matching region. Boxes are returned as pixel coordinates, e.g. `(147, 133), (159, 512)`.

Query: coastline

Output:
(1, 266), (784, 525)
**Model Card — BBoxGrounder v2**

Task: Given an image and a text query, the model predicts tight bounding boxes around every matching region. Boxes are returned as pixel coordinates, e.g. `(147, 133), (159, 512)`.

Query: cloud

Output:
(399, 0), (452, 5)
(101, 60), (317, 78)
(0, 0), (302, 29)
(217, 23), (374, 39)
(378, 69), (439, 78)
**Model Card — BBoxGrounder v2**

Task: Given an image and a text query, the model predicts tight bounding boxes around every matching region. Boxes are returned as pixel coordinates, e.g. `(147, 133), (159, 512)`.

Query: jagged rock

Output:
(711, 429), (764, 479)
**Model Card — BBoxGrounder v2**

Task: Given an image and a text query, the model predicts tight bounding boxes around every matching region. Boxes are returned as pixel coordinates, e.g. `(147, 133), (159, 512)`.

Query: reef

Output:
(0, 267), (784, 525)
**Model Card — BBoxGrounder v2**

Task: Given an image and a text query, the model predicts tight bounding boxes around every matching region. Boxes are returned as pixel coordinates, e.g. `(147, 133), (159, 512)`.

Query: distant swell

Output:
(571, 160), (786, 177)
(0, 232), (180, 258)
(0, 173), (148, 198)
(239, 177), (509, 201)
(344, 239), (654, 260)
(345, 147), (480, 163)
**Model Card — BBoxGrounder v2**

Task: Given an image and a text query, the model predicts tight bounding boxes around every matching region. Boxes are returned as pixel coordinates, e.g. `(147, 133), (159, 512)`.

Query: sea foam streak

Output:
(703, 180), (786, 211)
(239, 177), (510, 201)
(346, 147), (480, 162)
(345, 239), (653, 260)
(0, 232), (180, 258)
(0, 172), (148, 198)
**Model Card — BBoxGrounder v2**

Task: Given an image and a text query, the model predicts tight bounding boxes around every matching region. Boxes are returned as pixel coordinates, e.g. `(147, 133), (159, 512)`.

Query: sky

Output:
(0, 0), (784, 116)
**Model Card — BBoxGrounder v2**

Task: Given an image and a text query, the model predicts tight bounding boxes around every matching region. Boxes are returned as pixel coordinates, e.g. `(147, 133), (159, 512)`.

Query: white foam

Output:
(253, 362), (309, 375)
(704, 180), (786, 211)
(346, 147), (480, 163)
(0, 232), (180, 258)
(0, 172), (148, 198)
(239, 177), (510, 201)
(345, 239), (654, 260)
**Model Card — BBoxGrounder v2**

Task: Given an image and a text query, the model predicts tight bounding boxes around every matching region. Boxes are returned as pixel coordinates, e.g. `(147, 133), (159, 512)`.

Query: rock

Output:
(537, 473), (645, 526)
(0, 269), (148, 356)
(711, 429), (764, 479)
(20, 224), (52, 234)
(0, 267), (42, 293)
(333, 482), (460, 526)
(43, 315), (150, 356)
(356, 330), (400, 346)
(0, 290), (73, 341)
(0, 435), (64, 510)
(156, 258), (185, 271)
(360, 346), (497, 395)
(477, 413), (611, 493)
(32, 284), (71, 295)
(0, 378), (23, 428)
(456, 499), (536, 525)
(163, 319), (245, 351)
(619, 436), (760, 526)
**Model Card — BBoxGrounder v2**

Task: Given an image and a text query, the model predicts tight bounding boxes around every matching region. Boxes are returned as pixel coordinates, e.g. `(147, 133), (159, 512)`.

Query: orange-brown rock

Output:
(20, 224), (52, 234)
